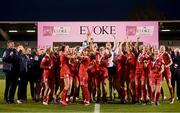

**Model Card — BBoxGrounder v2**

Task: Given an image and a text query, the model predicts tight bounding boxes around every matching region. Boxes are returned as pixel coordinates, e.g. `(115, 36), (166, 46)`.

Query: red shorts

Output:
(42, 70), (52, 82)
(60, 74), (70, 79)
(129, 71), (135, 81)
(79, 76), (88, 86)
(96, 76), (108, 85)
(89, 67), (96, 74)
(73, 75), (79, 82)
(69, 75), (73, 81)
(135, 74), (141, 83)
(42, 74), (49, 83)
(95, 70), (108, 82)
(60, 64), (71, 79)
(100, 67), (108, 79)
(144, 68), (150, 78)
(42, 75), (55, 85)
(149, 74), (162, 86)
(150, 78), (162, 86)
(135, 69), (145, 81)
(116, 70), (124, 81)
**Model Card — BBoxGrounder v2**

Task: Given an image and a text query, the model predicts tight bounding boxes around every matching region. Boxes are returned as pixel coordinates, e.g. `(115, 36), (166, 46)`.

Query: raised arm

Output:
(135, 37), (140, 48)
(134, 37), (140, 54)
(125, 35), (130, 54)
(118, 41), (124, 55)
(112, 35), (119, 52)
(87, 33), (94, 51)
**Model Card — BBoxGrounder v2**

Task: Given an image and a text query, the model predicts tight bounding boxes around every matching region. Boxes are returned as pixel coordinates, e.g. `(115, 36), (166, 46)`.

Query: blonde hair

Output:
(174, 48), (179, 53)
(160, 45), (166, 50)
(99, 47), (105, 51)
(46, 48), (52, 55)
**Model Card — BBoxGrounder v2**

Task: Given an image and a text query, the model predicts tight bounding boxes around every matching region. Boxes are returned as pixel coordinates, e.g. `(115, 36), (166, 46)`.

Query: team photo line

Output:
(2, 34), (180, 107)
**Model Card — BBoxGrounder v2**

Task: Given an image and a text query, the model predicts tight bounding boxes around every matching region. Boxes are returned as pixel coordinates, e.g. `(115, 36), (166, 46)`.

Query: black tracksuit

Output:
(17, 51), (28, 101)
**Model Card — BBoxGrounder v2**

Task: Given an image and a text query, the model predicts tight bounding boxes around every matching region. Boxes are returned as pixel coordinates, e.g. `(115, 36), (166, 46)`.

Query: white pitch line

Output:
(94, 104), (100, 113)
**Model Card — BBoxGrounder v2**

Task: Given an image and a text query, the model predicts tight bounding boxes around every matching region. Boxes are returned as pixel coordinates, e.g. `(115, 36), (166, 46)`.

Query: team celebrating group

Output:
(2, 34), (180, 106)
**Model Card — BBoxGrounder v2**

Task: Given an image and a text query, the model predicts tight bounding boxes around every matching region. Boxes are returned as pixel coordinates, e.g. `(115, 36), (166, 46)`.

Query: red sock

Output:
(151, 91), (155, 102)
(46, 95), (50, 102)
(84, 87), (90, 102)
(135, 84), (139, 100)
(61, 89), (67, 102)
(141, 85), (145, 100)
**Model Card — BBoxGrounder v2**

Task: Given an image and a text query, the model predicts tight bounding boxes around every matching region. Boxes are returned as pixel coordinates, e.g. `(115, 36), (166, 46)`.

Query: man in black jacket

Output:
(171, 48), (180, 101)
(26, 47), (35, 100)
(2, 40), (19, 103)
(16, 45), (28, 104)
(33, 48), (44, 101)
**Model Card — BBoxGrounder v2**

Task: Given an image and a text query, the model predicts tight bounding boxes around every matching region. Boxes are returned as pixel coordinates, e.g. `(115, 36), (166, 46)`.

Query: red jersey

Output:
(136, 52), (150, 69)
(69, 58), (79, 76)
(116, 54), (126, 73)
(95, 52), (100, 71)
(126, 53), (136, 71)
(160, 52), (172, 78)
(88, 52), (100, 75)
(136, 53), (145, 69)
(40, 55), (54, 79)
(99, 53), (110, 79)
(79, 56), (90, 78)
(160, 52), (172, 66)
(149, 57), (164, 78)
(60, 52), (71, 78)
(100, 53), (110, 67)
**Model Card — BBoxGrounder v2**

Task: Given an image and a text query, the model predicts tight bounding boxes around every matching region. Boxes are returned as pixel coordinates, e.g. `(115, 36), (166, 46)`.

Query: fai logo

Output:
(126, 26), (137, 36)
(126, 26), (154, 36)
(43, 26), (71, 36)
(43, 26), (53, 36)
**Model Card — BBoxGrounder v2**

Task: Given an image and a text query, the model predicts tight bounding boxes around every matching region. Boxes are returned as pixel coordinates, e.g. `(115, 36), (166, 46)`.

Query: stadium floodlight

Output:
(9, 30), (18, 32)
(161, 29), (171, 32)
(26, 30), (36, 32)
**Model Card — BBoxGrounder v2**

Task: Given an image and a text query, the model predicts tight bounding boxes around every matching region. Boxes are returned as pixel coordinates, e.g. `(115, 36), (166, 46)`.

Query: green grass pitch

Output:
(0, 78), (180, 112)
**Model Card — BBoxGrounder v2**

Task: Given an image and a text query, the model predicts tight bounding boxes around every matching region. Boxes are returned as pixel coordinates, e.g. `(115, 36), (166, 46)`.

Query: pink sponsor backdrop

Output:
(38, 22), (158, 48)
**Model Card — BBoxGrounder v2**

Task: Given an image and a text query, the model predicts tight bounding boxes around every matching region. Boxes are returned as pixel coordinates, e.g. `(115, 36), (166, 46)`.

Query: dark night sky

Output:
(0, 0), (179, 21)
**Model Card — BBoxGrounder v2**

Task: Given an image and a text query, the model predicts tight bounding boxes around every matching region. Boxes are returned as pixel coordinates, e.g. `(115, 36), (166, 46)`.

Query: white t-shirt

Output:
(108, 50), (114, 67)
